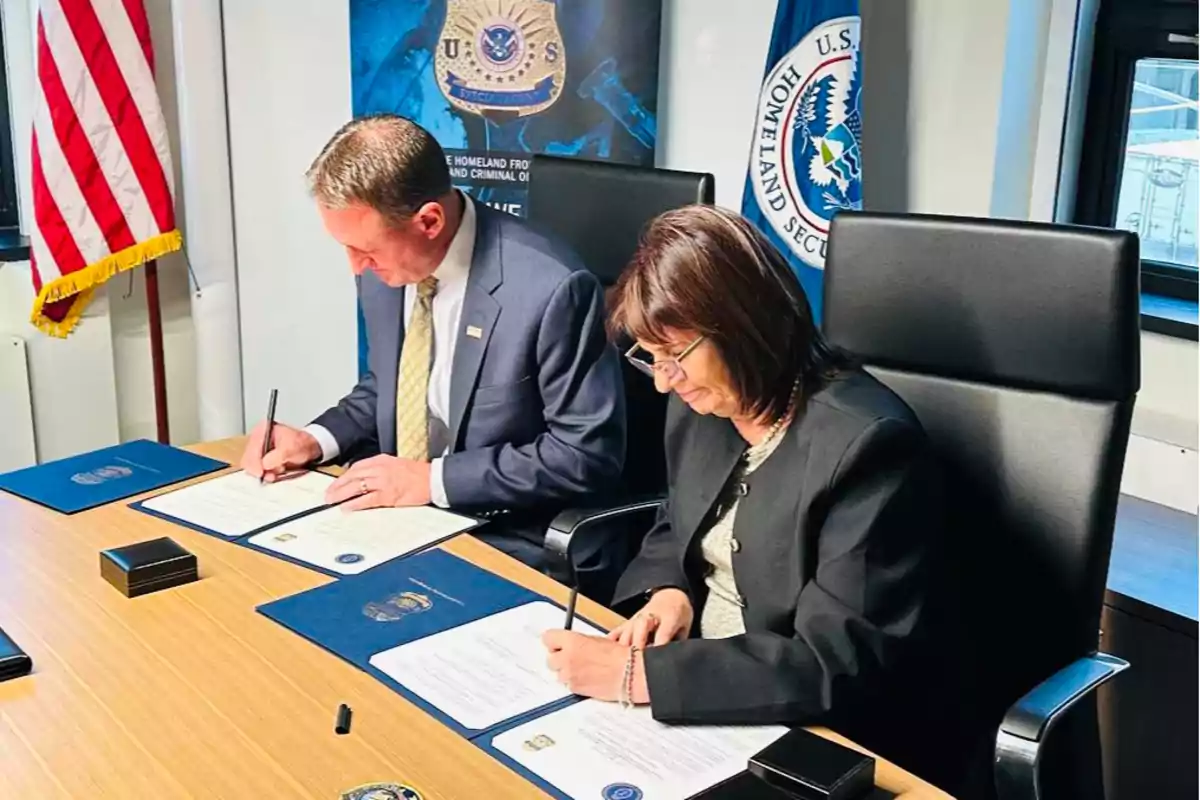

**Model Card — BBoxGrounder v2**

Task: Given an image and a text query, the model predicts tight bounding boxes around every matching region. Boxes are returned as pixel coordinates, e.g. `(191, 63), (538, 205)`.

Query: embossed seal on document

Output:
(522, 733), (556, 751)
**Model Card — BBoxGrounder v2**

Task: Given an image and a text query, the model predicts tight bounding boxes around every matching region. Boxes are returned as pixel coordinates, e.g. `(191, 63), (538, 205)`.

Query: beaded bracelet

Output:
(618, 646), (640, 709)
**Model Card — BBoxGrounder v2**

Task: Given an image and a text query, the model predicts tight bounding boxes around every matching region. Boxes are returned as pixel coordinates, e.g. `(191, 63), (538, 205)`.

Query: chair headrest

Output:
(527, 155), (715, 286)
(824, 211), (1140, 400)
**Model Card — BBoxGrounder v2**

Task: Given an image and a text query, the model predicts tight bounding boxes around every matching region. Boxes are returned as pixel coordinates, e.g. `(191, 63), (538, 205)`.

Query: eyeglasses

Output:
(624, 335), (705, 383)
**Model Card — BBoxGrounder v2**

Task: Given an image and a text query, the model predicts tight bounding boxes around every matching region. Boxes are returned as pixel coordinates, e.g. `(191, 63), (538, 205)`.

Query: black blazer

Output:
(614, 369), (963, 781)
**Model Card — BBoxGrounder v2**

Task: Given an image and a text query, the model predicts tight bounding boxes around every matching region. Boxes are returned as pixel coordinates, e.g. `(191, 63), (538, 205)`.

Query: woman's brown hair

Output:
(609, 205), (847, 422)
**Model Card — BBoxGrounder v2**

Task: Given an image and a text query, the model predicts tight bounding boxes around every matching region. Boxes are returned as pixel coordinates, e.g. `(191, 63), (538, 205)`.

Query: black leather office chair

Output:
(524, 154), (714, 602)
(823, 211), (1139, 800)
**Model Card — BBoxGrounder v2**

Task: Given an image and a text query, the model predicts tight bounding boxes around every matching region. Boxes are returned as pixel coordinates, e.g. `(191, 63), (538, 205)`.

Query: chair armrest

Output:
(544, 496), (665, 564)
(994, 652), (1129, 800)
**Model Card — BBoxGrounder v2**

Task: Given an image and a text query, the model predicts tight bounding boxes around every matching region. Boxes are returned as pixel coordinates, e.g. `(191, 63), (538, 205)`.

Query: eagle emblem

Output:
(794, 48), (862, 214)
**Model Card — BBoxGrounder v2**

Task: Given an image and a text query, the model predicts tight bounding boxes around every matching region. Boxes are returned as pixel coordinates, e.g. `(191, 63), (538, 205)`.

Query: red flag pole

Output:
(144, 259), (170, 444)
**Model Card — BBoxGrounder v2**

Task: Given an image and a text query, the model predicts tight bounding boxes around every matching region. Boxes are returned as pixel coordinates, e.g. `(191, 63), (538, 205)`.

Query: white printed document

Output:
(493, 701), (788, 800)
(248, 504), (478, 575)
(141, 470), (334, 538)
(368, 600), (604, 730)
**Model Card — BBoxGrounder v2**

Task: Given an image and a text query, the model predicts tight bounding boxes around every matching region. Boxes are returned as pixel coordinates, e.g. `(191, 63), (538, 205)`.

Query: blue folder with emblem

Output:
(257, 548), (603, 744)
(0, 439), (227, 514)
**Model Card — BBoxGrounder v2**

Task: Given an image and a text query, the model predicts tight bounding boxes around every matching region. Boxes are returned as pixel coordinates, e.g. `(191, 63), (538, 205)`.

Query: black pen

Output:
(564, 585), (578, 631)
(260, 388), (278, 485)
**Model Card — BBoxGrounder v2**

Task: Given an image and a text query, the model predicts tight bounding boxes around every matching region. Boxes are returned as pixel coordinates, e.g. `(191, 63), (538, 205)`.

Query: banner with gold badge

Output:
(349, 0), (662, 219)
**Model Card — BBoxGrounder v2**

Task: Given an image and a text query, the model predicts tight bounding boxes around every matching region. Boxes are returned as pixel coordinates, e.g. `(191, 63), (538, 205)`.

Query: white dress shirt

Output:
(305, 193), (477, 507)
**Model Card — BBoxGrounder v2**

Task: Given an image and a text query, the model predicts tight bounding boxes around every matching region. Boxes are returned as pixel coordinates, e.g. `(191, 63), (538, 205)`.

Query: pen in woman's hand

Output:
(564, 585), (579, 630)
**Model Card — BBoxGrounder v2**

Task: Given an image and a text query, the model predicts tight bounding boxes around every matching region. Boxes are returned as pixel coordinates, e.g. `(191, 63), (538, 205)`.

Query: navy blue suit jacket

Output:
(312, 204), (626, 517)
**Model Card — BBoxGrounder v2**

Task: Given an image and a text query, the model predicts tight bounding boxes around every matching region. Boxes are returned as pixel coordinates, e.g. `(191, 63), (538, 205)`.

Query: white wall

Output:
(223, 0), (355, 432)
(655, 0), (775, 207)
(109, 0), (200, 448)
(0, 0), (200, 461)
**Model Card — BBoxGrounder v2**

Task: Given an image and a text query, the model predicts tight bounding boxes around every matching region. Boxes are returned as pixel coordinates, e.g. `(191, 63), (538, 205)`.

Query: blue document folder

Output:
(257, 548), (598, 739)
(0, 439), (227, 514)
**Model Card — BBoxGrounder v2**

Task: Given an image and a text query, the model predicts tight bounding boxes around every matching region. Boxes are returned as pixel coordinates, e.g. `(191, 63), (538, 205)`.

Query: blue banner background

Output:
(349, 0), (662, 374)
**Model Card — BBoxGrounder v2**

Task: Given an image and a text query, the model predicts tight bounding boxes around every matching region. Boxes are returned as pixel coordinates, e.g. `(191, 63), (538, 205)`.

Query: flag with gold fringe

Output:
(29, 0), (181, 337)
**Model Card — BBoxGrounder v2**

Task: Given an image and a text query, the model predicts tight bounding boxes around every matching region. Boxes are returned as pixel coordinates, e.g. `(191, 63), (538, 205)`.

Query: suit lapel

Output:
(369, 273), (407, 456)
(675, 414), (746, 546)
(449, 205), (503, 448)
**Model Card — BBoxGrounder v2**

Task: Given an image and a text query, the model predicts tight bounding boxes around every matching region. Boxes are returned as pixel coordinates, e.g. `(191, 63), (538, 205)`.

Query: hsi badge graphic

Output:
(749, 16), (861, 270)
(70, 465), (133, 486)
(362, 592), (434, 622)
(436, 0), (566, 119)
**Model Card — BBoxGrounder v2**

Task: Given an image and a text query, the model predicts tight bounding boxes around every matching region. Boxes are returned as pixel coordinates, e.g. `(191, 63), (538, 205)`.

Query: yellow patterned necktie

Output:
(395, 276), (438, 460)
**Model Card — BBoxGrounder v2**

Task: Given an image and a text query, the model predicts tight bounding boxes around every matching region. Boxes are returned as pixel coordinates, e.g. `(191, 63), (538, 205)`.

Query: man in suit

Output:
(242, 114), (626, 570)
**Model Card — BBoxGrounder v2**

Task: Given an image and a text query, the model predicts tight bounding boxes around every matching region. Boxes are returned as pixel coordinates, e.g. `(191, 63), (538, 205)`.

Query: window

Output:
(1075, 0), (1199, 331)
(0, 22), (19, 232)
(1116, 58), (1198, 270)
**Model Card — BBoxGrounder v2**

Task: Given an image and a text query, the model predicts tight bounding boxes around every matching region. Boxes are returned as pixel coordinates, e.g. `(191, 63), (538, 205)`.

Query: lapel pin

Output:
(466, 325), (483, 339)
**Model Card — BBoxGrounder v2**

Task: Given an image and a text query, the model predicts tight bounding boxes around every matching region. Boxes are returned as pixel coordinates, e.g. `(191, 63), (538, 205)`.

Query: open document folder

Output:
(133, 470), (479, 576)
(136, 469), (335, 538)
(258, 549), (788, 800)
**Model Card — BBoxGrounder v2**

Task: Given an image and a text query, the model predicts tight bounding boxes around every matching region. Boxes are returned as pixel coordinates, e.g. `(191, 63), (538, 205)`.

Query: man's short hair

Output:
(306, 114), (452, 224)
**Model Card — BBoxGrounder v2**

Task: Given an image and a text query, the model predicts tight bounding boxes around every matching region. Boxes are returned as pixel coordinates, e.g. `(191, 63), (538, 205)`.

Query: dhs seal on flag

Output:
(748, 16), (862, 271)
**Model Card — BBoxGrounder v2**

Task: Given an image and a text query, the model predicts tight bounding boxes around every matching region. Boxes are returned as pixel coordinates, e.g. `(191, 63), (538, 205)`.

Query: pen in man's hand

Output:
(564, 585), (579, 631)
(260, 388), (278, 485)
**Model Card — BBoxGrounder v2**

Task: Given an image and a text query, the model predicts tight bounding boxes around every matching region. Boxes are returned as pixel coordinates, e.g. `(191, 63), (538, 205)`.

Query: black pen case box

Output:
(0, 627), (32, 682)
(100, 537), (198, 598)
(688, 770), (805, 799)
(748, 728), (876, 800)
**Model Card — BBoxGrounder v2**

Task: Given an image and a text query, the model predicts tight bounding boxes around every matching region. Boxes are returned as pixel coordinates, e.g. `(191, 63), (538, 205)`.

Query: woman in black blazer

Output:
(543, 205), (964, 788)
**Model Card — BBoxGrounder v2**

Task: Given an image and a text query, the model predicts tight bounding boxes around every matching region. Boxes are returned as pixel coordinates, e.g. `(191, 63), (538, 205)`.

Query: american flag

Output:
(30, 0), (181, 337)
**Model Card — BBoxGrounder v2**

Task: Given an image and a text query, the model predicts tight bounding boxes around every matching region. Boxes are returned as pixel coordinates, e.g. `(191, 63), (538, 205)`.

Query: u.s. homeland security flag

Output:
(742, 1), (861, 323)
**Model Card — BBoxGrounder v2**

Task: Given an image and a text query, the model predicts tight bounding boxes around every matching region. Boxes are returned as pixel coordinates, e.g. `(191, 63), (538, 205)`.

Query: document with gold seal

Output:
(436, 0), (566, 119)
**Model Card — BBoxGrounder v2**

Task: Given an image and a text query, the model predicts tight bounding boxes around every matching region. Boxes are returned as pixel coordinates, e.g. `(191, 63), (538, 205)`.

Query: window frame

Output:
(0, 22), (20, 233)
(1073, 0), (1199, 320)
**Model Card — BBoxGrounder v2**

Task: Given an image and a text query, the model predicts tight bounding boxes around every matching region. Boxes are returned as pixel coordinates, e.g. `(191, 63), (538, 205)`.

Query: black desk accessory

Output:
(747, 728), (876, 800)
(336, 703), (353, 735)
(0, 626), (32, 682)
(100, 537), (198, 598)
(689, 771), (805, 798)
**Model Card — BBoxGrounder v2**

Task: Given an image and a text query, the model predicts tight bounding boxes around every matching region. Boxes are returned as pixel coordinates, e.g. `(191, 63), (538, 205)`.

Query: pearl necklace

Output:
(749, 377), (801, 455)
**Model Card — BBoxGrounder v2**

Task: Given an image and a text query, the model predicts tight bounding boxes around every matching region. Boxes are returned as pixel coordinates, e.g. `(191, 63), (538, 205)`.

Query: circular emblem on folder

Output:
(601, 784), (643, 800)
(362, 592), (434, 622)
(336, 553), (366, 565)
(340, 783), (423, 800)
(70, 465), (133, 485)
(748, 16), (862, 270)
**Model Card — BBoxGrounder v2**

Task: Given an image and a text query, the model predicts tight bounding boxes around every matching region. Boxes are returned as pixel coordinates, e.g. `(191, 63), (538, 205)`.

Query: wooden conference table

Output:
(0, 438), (954, 799)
